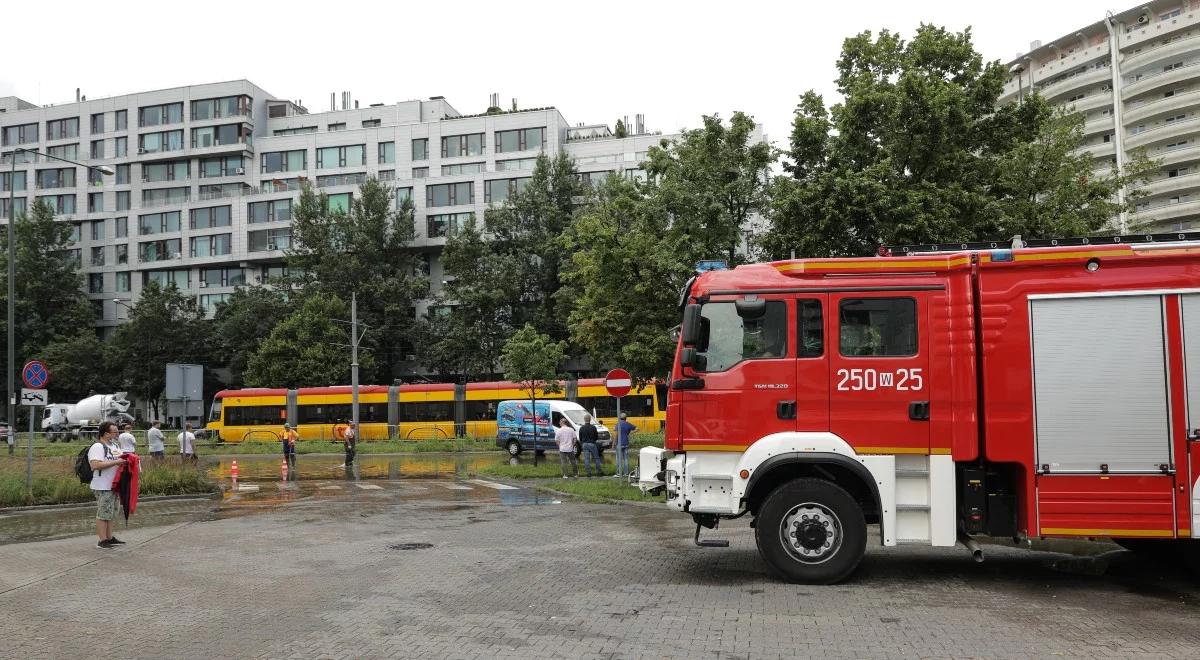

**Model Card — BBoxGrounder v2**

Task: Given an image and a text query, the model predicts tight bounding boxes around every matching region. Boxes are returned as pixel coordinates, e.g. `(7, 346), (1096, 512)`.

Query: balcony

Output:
(1142, 171), (1200, 196)
(1123, 61), (1200, 98)
(1038, 66), (1111, 103)
(1063, 92), (1113, 114)
(1075, 141), (1115, 159)
(1132, 196), (1200, 225)
(316, 173), (368, 188)
(1121, 9), (1200, 53)
(1122, 33), (1200, 72)
(1083, 115), (1115, 136)
(1126, 116), (1200, 149)
(1124, 88), (1200, 123)
(1148, 141), (1200, 167)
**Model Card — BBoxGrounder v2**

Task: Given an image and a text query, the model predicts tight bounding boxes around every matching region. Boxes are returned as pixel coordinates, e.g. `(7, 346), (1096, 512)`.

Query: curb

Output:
(0, 491), (220, 514)
(528, 482), (664, 509)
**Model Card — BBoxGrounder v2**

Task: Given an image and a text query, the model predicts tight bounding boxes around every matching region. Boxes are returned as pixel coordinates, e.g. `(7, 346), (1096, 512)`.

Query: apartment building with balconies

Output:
(0, 81), (674, 339)
(1000, 0), (1200, 233)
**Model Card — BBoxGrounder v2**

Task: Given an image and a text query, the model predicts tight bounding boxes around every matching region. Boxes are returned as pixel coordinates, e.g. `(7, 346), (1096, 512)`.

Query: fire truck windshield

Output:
(695, 301), (787, 371)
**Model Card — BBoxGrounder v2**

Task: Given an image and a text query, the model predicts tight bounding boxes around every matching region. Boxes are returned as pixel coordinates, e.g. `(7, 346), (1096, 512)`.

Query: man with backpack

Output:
(78, 421), (127, 549)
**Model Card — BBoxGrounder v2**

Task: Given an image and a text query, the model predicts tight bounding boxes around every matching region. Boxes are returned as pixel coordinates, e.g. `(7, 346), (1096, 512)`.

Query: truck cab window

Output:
(698, 300), (787, 371)
(839, 298), (917, 357)
(798, 300), (823, 357)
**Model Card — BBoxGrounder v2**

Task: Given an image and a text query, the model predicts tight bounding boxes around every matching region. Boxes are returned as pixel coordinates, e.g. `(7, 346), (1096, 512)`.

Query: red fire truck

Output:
(639, 236), (1200, 583)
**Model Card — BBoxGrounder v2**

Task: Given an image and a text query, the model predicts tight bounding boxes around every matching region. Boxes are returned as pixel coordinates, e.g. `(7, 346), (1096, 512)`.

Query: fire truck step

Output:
(895, 539), (933, 546)
(895, 503), (931, 511)
(895, 469), (929, 478)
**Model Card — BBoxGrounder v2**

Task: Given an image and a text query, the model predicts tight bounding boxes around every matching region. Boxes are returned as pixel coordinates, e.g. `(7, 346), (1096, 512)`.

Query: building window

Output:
(116, 191), (131, 211)
(362, 119), (381, 128)
(378, 142), (395, 164)
(1164, 61), (1184, 73)
(273, 126), (317, 136)
(90, 139), (105, 159)
(88, 273), (104, 294)
(91, 113), (105, 134)
(396, 187), (413, 207)
(46, 144), (79, 160)
(0, 171), (27, 192)
(1169, 167), (1189, 177)
(191, 206), (232, 229)
(114, 137), (128, 158)
(247, 228), (292, 252)
(412, 138), (428, 161)
(91, 219), (106, 241)
(1161, 8), (1182, 20)
(484, 177), (530, 204)
(198, 183), (247, 200)
(379, 170), (395, 181)
(116, 244), (128, 264)
(260, 177), (301, 193)
(1166, 139), (1190, 150)
(68, 224), (80, 243)
(138, 102), (184, 127)
(190, 233), (232, 258)
(495, 127), (545, 153)
(143, 269), (189, 289)
(142, 160), (189, 183)
(139, 130), (184, 153)
(191, 95), (252, 120)
(116, 217), (128, 238)
(427, 212), (475, 238)
(579, 171), (612, 188)
(115, 271), (130, 292)
(248, 199), (293, 223)
(1102, 133), (1113, 143)
(1165, 113), (1188, 124)
(88, 193), (104, 213)
(412, 167), (429, 179)
(114, 110), (127, 131)
(36, 194), (76, 214)
(46, 117), (79, 140)
(261, 150), (306, 174)
(441, 133), (485, 158)
(90, 246), (105, 267)
(201, 267), (246, 287)
(113, 164), (130, 185)
(1, 123), (38, 146)
(142, 187), (189, 206)
(191, 124), (250, 148)
(442, 162), (485, 176)
(138, 238), (182, 263)
(200, 155), (245, 178)
(327, 193), (352, 214)
(198, 293), (233, 314)
(328, 122), (346, 132)
(426, 182), (474, 207)
(316, 144), (366, 169)
(138, 211), (182, 235)
(495, 157), (537, 171)
(0, 198), (27, 216)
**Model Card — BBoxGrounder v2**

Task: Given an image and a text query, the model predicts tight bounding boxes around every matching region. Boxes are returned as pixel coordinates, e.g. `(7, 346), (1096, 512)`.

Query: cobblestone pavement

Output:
(1, 477), (1198, 659)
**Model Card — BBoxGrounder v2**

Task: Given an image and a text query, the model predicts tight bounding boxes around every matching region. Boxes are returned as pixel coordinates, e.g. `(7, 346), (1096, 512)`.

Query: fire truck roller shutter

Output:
(1030, 295), (1171, 473)
(1179, 295), (1200, 538)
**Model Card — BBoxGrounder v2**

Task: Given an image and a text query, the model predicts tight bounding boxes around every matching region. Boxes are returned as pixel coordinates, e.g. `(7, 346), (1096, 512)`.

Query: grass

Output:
(534, 477), (661, 504)
(13, 435), (502, 458)
(0, 455), (216, 508)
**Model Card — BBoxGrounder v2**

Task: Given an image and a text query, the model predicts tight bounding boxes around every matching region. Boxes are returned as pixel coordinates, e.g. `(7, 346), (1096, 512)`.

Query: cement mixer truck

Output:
(42, 393), (135, 442)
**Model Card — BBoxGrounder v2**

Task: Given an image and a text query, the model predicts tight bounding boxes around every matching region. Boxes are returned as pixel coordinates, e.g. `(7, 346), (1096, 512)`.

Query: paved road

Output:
(1, 478), (1198, 659)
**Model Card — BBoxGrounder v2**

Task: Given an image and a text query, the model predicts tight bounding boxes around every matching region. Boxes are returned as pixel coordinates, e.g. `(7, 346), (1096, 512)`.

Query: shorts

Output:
(150, 451), (164, 458)
(94, 490), (118, 521)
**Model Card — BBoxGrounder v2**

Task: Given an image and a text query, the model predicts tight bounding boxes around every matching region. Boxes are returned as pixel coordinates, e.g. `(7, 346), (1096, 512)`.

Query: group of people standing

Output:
(280, 421), (356, 475)
(554, 413), (637, 479)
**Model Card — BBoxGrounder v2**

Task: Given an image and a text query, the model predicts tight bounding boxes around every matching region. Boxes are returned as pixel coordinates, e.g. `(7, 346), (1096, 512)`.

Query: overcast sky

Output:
(0, 0), (1112, 146)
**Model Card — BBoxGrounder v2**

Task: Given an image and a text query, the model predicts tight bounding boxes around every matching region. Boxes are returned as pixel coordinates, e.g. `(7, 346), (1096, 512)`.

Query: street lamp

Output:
(8, 147), (112, 491)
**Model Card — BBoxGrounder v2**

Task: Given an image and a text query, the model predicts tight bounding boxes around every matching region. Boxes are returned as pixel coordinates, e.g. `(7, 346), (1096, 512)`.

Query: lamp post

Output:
(8, 147), (112, 491)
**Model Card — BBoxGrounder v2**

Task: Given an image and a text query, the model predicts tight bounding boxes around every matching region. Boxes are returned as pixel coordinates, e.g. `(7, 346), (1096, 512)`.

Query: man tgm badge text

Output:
(754, 384), (789, 390)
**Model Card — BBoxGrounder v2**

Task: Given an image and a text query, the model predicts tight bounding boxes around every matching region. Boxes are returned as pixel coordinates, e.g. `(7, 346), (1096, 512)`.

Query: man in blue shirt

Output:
(615, 413), (636, 479)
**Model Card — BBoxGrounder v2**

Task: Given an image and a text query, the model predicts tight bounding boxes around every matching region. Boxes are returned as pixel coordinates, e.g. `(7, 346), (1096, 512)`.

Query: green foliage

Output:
(40, 331), (111, 401)
(211, 287), (293, 386)
(759, 26), (1156, 259)
(614, 118), (628, 138)
(643, 111), (774, 264)
(560, 176), (694, 383)
(108, 281), (212, 415)
(244, 293), (365, 388)
(501, 324), (565, 400)
(286, 178), (426, 381)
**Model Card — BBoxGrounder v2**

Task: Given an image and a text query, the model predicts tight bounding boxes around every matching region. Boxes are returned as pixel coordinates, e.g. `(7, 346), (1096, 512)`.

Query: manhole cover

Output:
(388, 542), (433, 551)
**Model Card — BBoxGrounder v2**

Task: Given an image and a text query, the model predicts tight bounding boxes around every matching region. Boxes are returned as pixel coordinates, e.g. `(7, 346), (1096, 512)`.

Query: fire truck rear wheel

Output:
(755, 478), (866, 584)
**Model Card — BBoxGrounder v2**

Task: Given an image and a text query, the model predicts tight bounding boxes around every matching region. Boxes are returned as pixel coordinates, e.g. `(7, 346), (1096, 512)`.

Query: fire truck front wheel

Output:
(755, 478), (867, 584)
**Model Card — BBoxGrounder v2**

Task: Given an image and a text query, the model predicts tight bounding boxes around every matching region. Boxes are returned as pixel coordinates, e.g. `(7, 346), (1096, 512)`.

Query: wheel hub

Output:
(780, 503), (842, 564)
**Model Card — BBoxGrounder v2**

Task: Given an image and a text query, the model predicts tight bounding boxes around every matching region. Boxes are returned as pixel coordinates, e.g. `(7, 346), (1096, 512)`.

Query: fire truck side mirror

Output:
(735, 298), (766, 320)
(680, 347), (706, 372)
(681, 304), (703, 346)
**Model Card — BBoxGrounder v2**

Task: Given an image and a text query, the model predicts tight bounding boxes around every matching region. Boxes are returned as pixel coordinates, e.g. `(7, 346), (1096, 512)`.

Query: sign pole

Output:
(20, 360), (50, 494)
(26, 404), (34, 493)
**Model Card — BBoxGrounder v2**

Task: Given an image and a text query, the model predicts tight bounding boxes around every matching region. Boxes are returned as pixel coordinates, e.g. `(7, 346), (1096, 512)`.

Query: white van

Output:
(495, 399), (612, 456)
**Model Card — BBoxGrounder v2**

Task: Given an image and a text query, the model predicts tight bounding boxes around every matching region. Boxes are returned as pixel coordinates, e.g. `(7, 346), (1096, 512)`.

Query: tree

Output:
(483, 153), (582, 342)
(560, 175), (692, 383)
(244, 293), (366, 388)
(211, 286), (293, 386)
(643, 111), (774, 264)
(40, 332), (113, 401)
(108, 281), (213, 418)
(614, 118), (628, 139)
(287, 178), (426, 381)
(501, 324), (565, 422)
(758, 26), (1155, 259)
(0, 200), (94, 383)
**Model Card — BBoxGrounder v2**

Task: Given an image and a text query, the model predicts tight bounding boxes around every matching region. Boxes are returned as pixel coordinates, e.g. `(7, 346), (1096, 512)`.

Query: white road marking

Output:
(354, 483), (383, 490)
(235, 484), (260, 492)
(318, 485), (342, 490)
(434, 482), (472, 490)
(468, 479), (519, 490)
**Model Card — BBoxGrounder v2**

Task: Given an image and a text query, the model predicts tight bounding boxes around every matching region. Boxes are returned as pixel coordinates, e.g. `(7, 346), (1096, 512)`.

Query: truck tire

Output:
(506, 440), (522, 457)
(755, 477), (867, 584)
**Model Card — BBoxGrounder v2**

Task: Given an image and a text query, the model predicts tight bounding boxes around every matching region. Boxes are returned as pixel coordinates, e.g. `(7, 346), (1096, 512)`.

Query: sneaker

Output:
(108, 537), (126, 545)
(96, 540), (114, 549)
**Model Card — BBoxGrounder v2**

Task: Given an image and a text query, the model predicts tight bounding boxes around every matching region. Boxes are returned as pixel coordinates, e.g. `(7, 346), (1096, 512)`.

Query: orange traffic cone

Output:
(281, 460), (289, 480)
(231, 459), (239, 480)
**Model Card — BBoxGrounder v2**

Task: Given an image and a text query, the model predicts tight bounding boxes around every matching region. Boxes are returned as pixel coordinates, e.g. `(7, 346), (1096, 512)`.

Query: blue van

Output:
(496, 399), (611, 457)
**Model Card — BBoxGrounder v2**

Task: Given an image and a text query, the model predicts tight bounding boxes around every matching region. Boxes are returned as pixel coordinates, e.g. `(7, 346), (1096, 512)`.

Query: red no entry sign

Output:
(605, 368), (632, 398)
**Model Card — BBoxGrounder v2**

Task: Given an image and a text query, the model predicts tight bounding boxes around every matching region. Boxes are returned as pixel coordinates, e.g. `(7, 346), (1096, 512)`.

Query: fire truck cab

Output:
(642, 238), (1200, 583)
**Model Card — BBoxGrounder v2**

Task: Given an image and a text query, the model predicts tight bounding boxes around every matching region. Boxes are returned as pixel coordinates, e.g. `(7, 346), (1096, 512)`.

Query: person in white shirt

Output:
(88, 421), (127, 549)
(178, 423), (196, 459)
(554, 418), (578, 479)
(117, 423), (137, 453)
(147, 420), (165, 459)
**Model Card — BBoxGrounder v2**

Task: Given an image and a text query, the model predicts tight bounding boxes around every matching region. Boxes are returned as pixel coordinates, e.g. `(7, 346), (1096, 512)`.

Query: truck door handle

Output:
(777, 401), (796, 420)
(908, 401), (930, 421)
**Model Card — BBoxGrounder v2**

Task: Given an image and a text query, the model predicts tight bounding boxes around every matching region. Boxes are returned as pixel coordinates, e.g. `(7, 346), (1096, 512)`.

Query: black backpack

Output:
(74, 442), (105, 484)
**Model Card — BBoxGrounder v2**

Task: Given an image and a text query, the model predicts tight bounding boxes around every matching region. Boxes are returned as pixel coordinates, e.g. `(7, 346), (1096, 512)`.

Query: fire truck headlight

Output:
(1086, 258), (1100, 272)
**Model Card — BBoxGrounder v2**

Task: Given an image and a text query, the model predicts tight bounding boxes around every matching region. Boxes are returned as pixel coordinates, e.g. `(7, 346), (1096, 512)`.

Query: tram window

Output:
(398, 402), (454, 422)
(463, 400), (498, 420)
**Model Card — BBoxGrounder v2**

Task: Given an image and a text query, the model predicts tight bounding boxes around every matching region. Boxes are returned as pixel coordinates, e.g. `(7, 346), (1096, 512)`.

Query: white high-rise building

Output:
(1000, 1), (1200, 233)
(0, 80), (672, 336)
